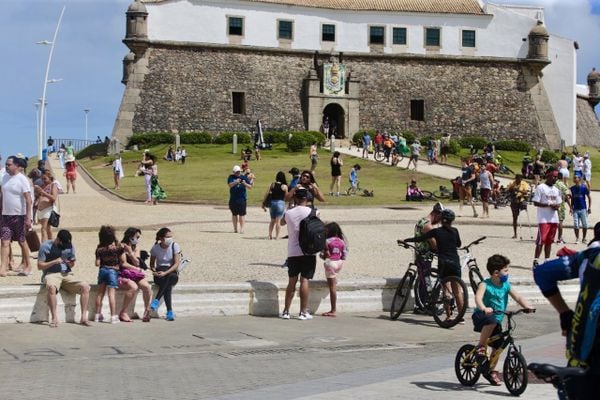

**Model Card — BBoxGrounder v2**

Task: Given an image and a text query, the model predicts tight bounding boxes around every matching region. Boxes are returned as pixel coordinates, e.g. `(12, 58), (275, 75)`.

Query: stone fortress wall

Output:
(132, 44), (546, 144)
(576, 96), (600, 147)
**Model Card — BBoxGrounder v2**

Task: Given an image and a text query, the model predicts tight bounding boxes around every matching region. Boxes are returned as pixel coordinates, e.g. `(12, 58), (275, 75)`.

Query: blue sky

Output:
(1, 0), (599, 158)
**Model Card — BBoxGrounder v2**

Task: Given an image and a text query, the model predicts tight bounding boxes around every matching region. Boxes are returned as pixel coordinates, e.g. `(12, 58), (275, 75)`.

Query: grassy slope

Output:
(80, 144), (449, 206)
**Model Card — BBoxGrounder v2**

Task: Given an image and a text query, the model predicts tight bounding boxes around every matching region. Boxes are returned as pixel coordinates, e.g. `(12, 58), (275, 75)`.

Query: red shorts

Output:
(536, 223), (558, 246)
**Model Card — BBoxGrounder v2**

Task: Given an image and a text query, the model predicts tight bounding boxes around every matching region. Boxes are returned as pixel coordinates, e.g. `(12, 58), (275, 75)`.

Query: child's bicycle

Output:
(458, 236), (486, 295)
(455, 309), (536, 396)
(392, 240), (468, 329)
(527, 363), (587, 400)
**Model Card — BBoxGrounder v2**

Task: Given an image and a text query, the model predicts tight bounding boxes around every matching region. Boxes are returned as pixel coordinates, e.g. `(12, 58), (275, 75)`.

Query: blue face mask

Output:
(499, 274), (509, 283)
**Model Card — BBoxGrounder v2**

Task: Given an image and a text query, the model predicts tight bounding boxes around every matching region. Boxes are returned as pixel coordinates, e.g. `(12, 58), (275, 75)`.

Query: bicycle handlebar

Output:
(459, 236), (486, 251)
(397, 240), (416, 250)
(493, 308), (536, 316)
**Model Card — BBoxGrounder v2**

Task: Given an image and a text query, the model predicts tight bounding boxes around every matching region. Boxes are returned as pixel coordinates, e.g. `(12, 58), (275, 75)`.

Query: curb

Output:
(0, 277), (579, 324)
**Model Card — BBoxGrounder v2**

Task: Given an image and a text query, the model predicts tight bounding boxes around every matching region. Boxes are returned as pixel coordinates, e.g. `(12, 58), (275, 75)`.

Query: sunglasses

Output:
(301, 174), (311, 178)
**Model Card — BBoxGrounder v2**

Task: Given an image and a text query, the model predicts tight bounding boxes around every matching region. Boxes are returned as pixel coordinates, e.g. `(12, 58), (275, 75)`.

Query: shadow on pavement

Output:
(412, 381), (511, 396)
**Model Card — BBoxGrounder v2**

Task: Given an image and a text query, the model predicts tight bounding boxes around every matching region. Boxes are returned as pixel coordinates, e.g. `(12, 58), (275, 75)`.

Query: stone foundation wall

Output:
(575, 97), (600, 147)
(131, 44), (546, 145)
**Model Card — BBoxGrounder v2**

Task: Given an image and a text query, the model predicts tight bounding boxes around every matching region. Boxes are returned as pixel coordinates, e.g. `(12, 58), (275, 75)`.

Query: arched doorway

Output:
(323, 103), (345, 138)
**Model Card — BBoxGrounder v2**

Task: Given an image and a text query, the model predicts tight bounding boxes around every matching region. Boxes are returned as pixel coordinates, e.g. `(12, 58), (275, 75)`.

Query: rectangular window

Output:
(369, 26), (385, 45)
(278, 20), (293, 40)
(228, 17), (243, 36)
(462, 30), (476, 48)
(393, 27), (407, 45)
(322, 24), (335, 42)
(232, 92), (245, 114)
(425, 28), (440, 47)
(410, 100), (425, 121)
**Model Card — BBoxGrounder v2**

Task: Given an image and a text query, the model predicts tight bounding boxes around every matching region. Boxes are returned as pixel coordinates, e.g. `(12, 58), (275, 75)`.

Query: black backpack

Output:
(299, 208), (326, 255)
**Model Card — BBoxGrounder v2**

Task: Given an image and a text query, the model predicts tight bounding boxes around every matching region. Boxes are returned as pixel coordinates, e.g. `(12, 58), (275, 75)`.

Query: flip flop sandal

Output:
(483, 370), (502, 386)
(49, 321), (59, 328)
(321, 312), (336, 317)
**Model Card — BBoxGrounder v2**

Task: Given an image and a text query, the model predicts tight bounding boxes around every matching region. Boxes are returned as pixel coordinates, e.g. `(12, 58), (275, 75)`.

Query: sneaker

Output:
(574, 240), (580, 245)
(150, 299), (160, 311)
(298, 311), (313, 320)
(110, 315), (120, 324)
(166, 311), (175, 321)
(94, 313), (104, 323)
(457, 317), (465, 325)
(532, 260), (539, 269)
(582, 239), (588, 244)
(279, 311), (290, 320)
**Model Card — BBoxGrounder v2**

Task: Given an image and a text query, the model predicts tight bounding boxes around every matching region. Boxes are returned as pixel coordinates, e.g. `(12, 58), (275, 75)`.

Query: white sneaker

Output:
(110, 315), (120, 324)
(280, 311), (290, 320)
(94, 313), (104, 323)
(575, 240), (580, 245)
(298, 311), (313, 320)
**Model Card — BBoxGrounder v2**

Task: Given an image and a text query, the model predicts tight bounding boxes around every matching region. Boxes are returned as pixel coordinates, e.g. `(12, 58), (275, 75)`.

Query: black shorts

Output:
(287, 255), (316, 279)
(438, 258), (461, 279)
(229, 200), (247, 216)
(510, 201), (527, 217)
(472, 311), (503, 348)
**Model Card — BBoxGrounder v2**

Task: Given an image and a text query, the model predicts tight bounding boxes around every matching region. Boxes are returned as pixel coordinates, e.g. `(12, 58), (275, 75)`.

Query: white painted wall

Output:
(146, 0), (545, 58)
(543, 34), (577, 145)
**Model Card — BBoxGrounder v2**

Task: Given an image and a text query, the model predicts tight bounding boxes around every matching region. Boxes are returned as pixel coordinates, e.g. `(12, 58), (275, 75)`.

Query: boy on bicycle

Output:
(473, 254), (534, 385)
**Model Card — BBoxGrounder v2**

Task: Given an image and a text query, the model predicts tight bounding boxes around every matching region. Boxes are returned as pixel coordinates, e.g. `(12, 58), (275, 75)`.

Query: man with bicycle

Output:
(533, 246), (600, 399)
(410, 203), (444, 314)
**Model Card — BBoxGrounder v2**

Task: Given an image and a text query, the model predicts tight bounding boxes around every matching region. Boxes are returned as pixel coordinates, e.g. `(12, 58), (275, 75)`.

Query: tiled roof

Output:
(143, 0), (486, 15)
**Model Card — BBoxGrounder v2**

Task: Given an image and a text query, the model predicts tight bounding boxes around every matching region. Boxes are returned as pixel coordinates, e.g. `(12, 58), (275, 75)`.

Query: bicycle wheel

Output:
(390, 271), (415, 320)
(433, 190), (450, 199)
(413, 271), (434, 311)
(455, 344), (481, 386)
(421, 190), (434, 200)
(374, 150), (385, 162)
(468, 264), (484, 295)
(431, 276), (469, 329)
(503, 349), (528, 396)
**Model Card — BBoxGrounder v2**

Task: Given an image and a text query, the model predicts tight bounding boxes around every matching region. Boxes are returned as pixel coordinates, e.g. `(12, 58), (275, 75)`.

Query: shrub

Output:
(213, 132), (251, 144)
(287, 135), (305, 152)
(494, 140), (532, 152)
(401, 130), (416, 145)
(305, 130), (327, 146)
(448, 139), (461, 155)
(459, 136), (488, 150)
(540, 150), (559, 164)
(127, 132), (173, 147)
(352, 130), (376, 145)
(77, 143), (108, 159)
(263, 131), (289, 144)
(180, 132), (213, 144)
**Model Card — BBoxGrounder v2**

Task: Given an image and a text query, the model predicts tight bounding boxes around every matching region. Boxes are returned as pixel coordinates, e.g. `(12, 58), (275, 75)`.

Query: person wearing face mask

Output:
(532, 168), (563, 266)
(120, 228), (152, 322)
(37, 229), (91, 327)
(149, 227), (180, 321)
(472, 254), (535, 386)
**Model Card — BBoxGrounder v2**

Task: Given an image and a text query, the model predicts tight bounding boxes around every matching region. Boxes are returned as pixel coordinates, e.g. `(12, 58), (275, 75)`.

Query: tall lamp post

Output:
(37, 5), (65, 160)
(83, 109), (90, 142)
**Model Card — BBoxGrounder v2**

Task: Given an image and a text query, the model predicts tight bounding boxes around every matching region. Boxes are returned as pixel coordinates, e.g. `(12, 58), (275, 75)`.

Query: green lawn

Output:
(80, 144), (449, 206)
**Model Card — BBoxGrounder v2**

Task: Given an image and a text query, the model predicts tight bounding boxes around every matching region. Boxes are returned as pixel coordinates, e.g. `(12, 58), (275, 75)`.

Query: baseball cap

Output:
(289, 167), (300, 175)
(432, 202), (445, 213)
(232, 165), (241, 173)
(546, 168), (559, 177)
(57, 230), (72, 248)
(584, 152), (590, 158)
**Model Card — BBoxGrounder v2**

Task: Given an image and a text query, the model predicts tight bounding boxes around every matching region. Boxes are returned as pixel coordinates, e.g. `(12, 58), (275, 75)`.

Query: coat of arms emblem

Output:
(323, 62), (346, 96)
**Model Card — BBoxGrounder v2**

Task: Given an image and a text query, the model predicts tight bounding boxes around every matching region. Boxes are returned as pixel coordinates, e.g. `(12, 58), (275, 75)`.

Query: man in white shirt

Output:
(582, 152), (592, 189)
(532, 169), (562, 265)
(0, 156), (33, 277)
(279, 188), (316, 320)
(572, 152), (583, 179)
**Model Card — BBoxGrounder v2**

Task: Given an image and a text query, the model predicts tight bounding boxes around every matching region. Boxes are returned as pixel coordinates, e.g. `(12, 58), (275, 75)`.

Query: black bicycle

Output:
(528, 363), (587, 400)
(392, 240), (469, 329)
(458, 236), (486, 295)
(455, 309), (535, 396)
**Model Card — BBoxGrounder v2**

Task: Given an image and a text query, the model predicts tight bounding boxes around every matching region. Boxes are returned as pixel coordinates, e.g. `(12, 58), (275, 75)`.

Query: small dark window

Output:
(322, 24), (335, 42)
(369, 26), (385, 45)
(425, 28), (440, 47)
(278, 20), (293, 40)
(393, 27), (407, 45)
(462, 30), (476, 48)
(228, 17), (243, 36)
(410, 100), (425, 121)
(232, 92), (245, 114)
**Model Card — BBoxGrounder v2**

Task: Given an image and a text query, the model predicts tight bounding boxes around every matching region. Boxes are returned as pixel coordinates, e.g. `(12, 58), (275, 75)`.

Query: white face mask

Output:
(130, 238), (139, 245)
(164, 237), (174, 246)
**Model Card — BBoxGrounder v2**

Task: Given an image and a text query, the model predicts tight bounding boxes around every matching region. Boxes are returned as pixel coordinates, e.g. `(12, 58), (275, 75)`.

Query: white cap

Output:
(232, 165), (241, 173)
(144, 149), (149, 153)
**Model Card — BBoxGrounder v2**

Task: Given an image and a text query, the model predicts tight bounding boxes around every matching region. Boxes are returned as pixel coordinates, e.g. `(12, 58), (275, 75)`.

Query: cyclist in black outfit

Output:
(533, 230), (600, 400)
(405, 209), (464, 320)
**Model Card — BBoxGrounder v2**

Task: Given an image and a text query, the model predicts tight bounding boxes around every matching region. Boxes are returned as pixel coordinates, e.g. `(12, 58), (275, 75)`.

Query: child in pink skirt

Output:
(321, 222), (347, 317)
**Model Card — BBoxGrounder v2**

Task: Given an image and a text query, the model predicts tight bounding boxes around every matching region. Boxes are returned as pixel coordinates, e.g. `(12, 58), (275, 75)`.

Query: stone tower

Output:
(124, 0), (148, 56)
(527, 21), (549, 61)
